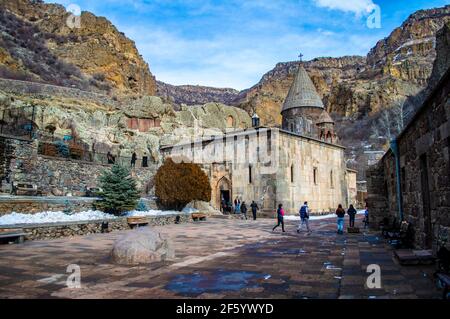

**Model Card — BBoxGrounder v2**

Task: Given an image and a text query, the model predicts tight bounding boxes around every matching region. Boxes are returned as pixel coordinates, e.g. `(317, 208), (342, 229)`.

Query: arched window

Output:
(227, 115), (235, 127)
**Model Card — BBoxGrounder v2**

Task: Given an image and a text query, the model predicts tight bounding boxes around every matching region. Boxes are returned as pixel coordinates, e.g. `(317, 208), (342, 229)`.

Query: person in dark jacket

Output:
(272, 204), (286, 232)
(347, 204), (357, 228)
(336, 204), (345, 234)
(250, 201), (259, 220)
(107, 151), (115, 164)
(241, 201), (248, 220)
(131, 152), (137, 168)
(297, 201), (311, 233)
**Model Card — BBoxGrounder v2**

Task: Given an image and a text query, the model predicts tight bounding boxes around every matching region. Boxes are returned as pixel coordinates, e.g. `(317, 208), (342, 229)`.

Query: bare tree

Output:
(375, 100), (405, 141)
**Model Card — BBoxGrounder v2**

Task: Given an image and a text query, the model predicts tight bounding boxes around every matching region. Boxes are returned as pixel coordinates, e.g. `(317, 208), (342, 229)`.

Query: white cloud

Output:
(313, 0), (377, 15)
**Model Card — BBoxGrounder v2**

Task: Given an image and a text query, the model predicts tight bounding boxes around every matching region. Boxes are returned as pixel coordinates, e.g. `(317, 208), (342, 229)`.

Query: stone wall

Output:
(367, 67), (450, 249)
(0, 196), (97, 215)
(0, 137), (157, 196)
(163, 127), (352, 215)
(0, 214), (192, 241)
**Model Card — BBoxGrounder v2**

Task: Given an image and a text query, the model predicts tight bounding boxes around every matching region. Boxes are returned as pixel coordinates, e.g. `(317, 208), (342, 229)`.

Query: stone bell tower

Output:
(281, 64), (333, 139)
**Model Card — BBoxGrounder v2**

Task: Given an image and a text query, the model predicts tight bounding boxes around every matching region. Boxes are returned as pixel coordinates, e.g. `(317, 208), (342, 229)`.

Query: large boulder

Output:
(111, 227), (175, 265)
(184, 200), (222, 215)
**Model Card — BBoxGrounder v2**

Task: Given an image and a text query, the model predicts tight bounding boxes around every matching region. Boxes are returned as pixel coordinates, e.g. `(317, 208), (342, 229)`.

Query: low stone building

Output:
(161, 65), (357, 215)
(367, 67), (450, 249)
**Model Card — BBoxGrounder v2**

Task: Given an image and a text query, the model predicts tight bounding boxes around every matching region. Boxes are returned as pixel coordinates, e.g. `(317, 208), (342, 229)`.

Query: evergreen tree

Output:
(96, 164), (140, 215)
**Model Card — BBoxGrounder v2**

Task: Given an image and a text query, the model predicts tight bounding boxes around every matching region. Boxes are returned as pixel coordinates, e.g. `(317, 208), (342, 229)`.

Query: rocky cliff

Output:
(0, 0), (157, 95)
(156, 81), (239, 107)
(234, 5), (450, 126)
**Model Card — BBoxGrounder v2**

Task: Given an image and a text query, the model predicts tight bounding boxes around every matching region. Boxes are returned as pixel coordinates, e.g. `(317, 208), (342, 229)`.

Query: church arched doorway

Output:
(216, 176), (232, 213)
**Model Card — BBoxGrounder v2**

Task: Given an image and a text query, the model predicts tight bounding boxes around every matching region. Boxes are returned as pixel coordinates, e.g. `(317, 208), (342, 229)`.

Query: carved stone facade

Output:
(367, 67), (450, 249)
(161, 127), (356, 215)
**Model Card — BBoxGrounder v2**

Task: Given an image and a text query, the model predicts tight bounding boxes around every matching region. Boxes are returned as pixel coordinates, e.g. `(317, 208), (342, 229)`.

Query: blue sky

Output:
(47, 0), (449, 90)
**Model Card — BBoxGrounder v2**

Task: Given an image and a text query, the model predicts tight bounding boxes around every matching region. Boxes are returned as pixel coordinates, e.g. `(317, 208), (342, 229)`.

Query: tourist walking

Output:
(131, 152), (137, 168)
(234, 197), (241, 214)
(363, 205), (369, 229)
(250, 200), (259, 220)
(347, 204), (357, 228)
(272, 204), (286, 232)
(297, 201), (311, 233)
(241, 201), (248, 220)
(336, 204), (345, 234)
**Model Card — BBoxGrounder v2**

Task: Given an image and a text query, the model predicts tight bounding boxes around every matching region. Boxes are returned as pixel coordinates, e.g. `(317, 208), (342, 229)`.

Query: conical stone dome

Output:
(282, 65), (324, 113)
(317, 110), (334, 124)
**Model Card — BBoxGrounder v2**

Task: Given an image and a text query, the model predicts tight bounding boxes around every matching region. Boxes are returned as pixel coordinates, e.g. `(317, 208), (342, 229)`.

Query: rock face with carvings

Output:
(0, 87), (251, 166)
(111, 227), (175, 265)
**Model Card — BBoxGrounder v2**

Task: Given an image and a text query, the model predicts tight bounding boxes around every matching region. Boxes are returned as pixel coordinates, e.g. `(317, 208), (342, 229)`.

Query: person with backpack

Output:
(336, 204), (346, 234)
(347, 204), (357, 228)
(297, 201), (311, 233)
(250, 201), (259, 220)
(272, 204), (285, 232)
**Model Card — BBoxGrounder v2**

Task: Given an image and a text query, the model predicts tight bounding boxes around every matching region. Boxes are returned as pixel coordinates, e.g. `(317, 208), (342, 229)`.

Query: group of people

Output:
(272, 202), (368, 234)
(105, 151), (149, 168)
(222, 197), (260, 220)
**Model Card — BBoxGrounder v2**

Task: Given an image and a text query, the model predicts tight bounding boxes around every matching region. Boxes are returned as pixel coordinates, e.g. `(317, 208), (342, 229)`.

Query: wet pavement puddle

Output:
(165, 269), (269, 295)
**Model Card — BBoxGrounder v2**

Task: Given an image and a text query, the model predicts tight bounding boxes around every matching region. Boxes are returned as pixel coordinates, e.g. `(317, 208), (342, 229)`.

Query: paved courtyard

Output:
(0, 216), (442, 299)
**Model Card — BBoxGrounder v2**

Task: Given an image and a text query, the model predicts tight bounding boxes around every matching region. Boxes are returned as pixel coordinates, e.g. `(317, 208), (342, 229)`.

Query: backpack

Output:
(299, 205), (308, 218)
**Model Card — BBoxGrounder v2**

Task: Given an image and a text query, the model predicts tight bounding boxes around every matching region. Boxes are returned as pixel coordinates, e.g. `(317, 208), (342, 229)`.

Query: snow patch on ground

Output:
(0, 210), (117, 226)
(0, 208), (197, 226)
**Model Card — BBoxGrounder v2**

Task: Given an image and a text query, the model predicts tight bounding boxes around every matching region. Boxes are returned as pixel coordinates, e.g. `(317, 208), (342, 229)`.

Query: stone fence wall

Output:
(1, 137), (157, 197)
(0, 196), (98, 215)
(0, 214), (192, 241)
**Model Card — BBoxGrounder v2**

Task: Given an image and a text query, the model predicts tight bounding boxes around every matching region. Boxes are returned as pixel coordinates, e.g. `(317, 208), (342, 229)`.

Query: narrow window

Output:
(313, 167), (318, 185)
(249, 165), (252, 184)
(330, 170), (334, 188)
(291, 164), (294, 183)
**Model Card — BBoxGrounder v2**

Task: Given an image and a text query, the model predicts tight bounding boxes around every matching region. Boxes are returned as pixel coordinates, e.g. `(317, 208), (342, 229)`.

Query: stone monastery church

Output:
(161, 65), (357, 215)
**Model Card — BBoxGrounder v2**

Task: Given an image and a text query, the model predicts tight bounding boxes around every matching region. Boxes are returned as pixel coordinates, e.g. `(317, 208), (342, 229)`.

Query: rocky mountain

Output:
(234, 5), (450, 127)
(0, 0), (156, 95)
(403, 18), (450, 122)
(156, 81), (239, 107)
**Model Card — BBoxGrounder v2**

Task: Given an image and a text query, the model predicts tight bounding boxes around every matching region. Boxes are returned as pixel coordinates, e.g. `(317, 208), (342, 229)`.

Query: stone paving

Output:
(0, 215), (442, 299)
